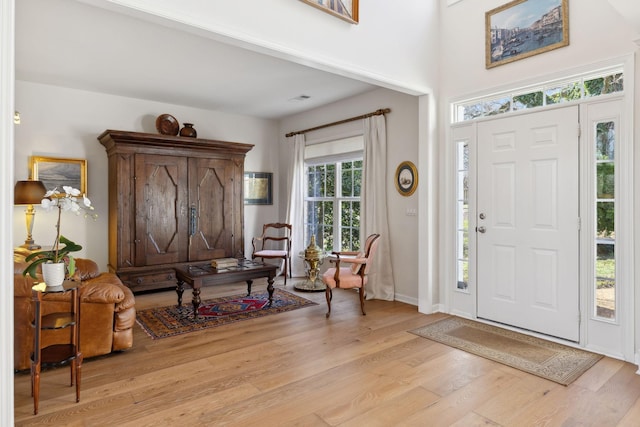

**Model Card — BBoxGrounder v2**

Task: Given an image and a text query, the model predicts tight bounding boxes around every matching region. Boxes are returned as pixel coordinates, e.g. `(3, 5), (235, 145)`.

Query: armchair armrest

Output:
(70, 258), (101, 281)
(81, 274), (126, 305)
(329, 251), (361, 265)
(251, 236), (263, 254)
(13, 273), (38, 299)
(330, 250), (359, 258)
(329, 251), (367, 276)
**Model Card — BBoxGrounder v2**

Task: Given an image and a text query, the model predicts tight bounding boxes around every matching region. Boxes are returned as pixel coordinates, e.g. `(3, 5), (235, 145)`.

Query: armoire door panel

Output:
(135, 154), (189, 266)
(189, 158), (235, 260)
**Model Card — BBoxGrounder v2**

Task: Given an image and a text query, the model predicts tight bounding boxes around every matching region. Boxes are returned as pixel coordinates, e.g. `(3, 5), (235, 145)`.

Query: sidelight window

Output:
(456, 141), (469, 291)
(594, 121), (616, 320)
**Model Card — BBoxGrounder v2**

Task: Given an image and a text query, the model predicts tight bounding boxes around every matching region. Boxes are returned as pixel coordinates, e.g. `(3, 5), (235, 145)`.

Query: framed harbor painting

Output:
(30, 156), (87, 195)
(486, 0), (569, 69)
(299, 0), (358, 24)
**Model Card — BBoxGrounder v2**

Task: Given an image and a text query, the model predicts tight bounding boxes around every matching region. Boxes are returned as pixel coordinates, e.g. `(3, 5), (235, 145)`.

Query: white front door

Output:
(477, 106), (580, 341)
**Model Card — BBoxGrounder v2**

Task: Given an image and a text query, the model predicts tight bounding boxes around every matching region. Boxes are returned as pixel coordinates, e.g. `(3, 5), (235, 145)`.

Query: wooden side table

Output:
(31, 281), (83, 415)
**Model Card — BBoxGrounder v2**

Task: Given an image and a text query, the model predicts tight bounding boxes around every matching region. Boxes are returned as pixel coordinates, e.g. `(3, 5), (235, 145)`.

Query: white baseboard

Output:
(393, 292), (418, 306)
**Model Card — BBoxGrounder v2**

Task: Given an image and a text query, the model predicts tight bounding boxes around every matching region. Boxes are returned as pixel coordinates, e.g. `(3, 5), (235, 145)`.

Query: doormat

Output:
(410, 316), (603, 385)
(136, 289), (317, 339)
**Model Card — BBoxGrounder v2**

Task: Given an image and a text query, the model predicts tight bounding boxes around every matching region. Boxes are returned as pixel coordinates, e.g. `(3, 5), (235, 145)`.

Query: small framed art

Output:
(395, 161), (418, 197)
(244, 172), (273, 205)
(30, 156), (87, 195)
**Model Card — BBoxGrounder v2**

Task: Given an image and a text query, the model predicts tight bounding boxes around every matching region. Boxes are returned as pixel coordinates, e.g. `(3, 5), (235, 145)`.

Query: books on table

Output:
(210, 258), (239, 269)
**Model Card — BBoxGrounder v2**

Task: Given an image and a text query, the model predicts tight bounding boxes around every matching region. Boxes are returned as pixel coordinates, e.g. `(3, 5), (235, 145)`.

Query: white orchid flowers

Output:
(23, 186), (98, 279)
(41, 186), (94, 215)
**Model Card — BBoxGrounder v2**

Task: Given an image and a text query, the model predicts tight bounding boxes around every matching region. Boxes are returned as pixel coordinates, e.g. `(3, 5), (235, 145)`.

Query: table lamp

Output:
(14, 180), (47, 250)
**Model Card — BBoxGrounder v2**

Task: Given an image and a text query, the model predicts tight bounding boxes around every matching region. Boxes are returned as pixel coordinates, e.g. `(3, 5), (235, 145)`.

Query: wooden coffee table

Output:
(174, 260), (278, 320)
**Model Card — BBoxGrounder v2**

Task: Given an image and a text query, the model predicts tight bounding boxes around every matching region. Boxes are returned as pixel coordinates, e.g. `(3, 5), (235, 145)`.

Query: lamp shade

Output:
(14, 180), (47, 205)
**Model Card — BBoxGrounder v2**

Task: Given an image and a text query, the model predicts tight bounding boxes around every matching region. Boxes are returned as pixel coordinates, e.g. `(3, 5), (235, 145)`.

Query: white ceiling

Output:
(15, 0), (378, 120)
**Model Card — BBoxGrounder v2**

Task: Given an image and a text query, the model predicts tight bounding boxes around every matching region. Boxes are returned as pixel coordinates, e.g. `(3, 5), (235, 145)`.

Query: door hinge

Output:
(577, 124), (581, 138)
(577, 217), (581, 230)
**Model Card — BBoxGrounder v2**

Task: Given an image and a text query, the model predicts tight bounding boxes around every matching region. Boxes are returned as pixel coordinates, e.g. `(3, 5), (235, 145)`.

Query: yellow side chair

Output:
(321, 234), (381, 318)
(251, 223), (292, 285)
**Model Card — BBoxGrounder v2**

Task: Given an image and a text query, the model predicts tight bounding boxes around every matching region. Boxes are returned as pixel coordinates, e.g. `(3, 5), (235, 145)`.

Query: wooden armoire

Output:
(98, 130), (254, 292)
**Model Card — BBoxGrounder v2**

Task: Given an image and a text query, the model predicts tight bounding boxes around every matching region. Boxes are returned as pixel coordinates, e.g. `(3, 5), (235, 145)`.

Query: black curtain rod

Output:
(285, 108), (391, 138)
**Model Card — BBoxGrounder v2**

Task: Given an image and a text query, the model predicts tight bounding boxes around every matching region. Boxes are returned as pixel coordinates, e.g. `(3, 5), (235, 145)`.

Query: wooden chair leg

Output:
(359, 288), (366, 316)
(76, 353), (83, 403)
(32, 363), (40, 415)
(325, 287), (332, 318)
(283, 258), (288, 285)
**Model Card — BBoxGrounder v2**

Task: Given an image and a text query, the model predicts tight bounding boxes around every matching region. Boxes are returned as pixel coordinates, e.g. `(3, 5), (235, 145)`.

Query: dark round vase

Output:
(180, 123), (197, 138)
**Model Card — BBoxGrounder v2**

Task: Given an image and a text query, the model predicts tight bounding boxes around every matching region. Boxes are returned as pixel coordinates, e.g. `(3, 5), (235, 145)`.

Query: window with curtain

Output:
(303, 135), (363, 253)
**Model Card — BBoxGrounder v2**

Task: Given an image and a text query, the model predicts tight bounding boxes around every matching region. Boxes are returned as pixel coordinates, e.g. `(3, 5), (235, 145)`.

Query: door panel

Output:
(188, 158), (236, 260)
(135, 154), (189, 266)
(477, 106), (579, 341)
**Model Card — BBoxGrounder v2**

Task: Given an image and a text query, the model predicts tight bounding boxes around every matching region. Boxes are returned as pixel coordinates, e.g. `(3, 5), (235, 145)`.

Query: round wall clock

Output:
(395, 161), (418, 196)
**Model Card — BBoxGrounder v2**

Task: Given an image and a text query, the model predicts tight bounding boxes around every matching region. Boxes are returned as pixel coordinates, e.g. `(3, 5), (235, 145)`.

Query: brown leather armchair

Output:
(13, 248), (136, 371)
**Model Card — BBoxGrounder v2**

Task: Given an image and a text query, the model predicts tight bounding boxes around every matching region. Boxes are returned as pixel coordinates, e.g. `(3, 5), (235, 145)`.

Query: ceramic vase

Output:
(180, 123), (197, 138)
(42, 262), (65, 288)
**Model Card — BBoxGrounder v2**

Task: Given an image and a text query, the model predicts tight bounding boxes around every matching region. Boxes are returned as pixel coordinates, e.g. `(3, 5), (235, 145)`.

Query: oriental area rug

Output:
(410, 316), (603, 386)
(136, 289), (317, 339)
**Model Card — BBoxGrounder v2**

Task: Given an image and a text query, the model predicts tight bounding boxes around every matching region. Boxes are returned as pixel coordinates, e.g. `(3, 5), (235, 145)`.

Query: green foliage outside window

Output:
(585, 73), (623, 97)
(596, 121), (615, 239)
(545, 82), (582, 105)
(513, 92), (543, 110)
(305, 160), (361, 253)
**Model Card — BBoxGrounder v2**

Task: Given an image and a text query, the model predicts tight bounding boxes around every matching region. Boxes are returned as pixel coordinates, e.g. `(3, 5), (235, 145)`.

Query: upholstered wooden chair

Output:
(321, 233), (381, 318)
(251, 223), (292, 285)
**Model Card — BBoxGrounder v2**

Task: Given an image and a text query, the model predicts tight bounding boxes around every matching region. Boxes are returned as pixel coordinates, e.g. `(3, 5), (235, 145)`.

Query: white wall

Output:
(13, 81), (281, 270)
(279, 87), (420, 303)
(79, 0), (437, 96)
(439, 0), (638, 100)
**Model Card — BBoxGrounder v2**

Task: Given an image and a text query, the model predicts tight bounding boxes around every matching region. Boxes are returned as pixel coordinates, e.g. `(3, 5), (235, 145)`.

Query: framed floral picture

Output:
(299, 0), (359, 24)
(30, 156), (87, 195)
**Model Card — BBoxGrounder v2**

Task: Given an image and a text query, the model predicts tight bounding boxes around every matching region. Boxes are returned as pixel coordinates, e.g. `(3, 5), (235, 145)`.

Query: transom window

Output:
(452, 68), (623, 123)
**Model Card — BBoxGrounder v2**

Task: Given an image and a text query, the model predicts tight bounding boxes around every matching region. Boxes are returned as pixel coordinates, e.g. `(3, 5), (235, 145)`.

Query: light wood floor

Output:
(13, 279), (640, 426)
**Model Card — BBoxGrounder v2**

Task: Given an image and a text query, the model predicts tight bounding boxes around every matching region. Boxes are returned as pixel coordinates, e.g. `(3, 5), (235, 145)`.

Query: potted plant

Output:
(22, 186), (95, 286)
